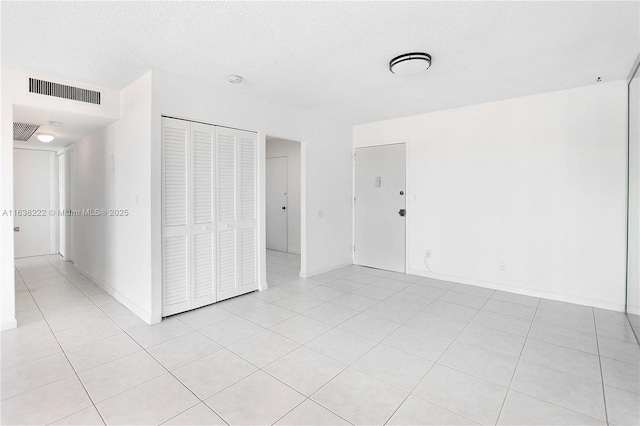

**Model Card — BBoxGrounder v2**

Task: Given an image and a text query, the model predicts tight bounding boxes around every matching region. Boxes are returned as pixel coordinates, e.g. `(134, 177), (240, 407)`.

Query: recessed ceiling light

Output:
(49, 121), (63, 127)
(389, 52), (432, 75)
(227, 75), (243, 84)
(36, 133), (55, 143)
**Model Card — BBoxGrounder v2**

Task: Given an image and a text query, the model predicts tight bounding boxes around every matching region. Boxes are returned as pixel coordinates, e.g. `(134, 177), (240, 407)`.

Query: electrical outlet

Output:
(499, 262), (506, 272)
(425, 249), (432, 259)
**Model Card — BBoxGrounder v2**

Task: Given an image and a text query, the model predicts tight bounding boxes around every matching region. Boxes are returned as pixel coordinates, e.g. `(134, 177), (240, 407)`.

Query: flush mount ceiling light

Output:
(36, 133), (55, 143)
(227, 75), (243, 84)
(389, 52), (432, 75)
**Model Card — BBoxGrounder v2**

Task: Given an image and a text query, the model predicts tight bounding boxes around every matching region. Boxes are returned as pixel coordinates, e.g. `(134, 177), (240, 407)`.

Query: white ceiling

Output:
(2, 1), (638, 125)
(12, 106), (116, 150)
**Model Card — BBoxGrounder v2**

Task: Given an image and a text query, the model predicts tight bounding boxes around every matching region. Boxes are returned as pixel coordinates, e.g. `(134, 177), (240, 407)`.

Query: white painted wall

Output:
(266, 138), (301, 254)
(354, 81), (628, 311)
(13, 149), (56, 258)
(73, 72), (153, 322)
(1, 67), (119, 330)
(70, 70), (352, 325)
(628, 63), (640, 316)
(150, 70), (353, 322)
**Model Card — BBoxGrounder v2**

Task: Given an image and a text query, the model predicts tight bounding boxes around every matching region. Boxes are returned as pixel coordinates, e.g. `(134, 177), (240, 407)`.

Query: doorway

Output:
(354, 143), (406, 273)
(266, 137), (301, 256)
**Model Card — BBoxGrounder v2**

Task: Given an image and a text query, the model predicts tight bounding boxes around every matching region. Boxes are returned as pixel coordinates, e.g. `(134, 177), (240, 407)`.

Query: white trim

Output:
(301, 261), (353, 279)
(406, 267), (626, 313)
(74, 263), (154, 324)
(1, 319), (18, 331)
(48, 152), (57, 254)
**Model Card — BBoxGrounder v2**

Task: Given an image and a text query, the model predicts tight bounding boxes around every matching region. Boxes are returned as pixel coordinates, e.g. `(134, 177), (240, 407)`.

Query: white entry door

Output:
(266, 157), (288, 252)
(14, 149), (55, 258)
(354, 144), (406, 272)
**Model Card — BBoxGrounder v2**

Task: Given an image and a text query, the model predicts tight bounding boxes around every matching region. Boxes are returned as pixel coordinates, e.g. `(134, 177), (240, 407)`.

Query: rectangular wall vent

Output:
(28, 78), (101, 105)
(13, 122), (40, 141)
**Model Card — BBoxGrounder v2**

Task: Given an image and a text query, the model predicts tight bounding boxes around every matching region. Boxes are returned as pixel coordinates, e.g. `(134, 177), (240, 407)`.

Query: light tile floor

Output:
(2, 251), (639, 425)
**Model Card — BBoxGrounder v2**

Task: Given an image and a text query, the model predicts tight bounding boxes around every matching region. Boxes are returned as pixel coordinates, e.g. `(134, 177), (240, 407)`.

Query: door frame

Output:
(266, 155), (289, 253)
(264, 136), (307, 279)
(352, 141), (409, 273)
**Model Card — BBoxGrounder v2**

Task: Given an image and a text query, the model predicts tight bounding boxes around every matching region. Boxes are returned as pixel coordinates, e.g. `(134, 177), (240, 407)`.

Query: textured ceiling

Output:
(2, 1), (639, 124)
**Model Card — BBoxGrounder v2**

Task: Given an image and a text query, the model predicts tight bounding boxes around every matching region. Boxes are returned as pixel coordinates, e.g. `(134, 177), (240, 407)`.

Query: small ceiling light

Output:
(227, 75), (243, 84)
(49, 121), (63, 127)
(36, 133), (55, 143)
(389, 52), (432, 75)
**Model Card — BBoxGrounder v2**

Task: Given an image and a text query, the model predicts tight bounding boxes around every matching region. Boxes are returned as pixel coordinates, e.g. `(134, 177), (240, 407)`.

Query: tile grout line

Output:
(593, 307), (611, 425)
(382, 288), (497, 425)
(41, 256), (216, 425)
(494, 296), (541, 425)
(15, 256), (109, 426)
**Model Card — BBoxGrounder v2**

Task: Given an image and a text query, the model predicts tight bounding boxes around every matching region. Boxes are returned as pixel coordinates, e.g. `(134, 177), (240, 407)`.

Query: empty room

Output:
(1, 1), (639, 425)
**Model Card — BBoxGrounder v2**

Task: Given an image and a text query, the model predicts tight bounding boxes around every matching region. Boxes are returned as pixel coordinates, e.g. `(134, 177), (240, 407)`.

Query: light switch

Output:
(375, 177), (382, 187)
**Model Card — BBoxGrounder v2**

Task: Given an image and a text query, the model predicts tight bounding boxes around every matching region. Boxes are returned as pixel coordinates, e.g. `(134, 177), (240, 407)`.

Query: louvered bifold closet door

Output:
(215, 127), (239, 301)
(237, 130), (259, 294)
(190, 123), (216, 309)
(162, 118), (190, 316)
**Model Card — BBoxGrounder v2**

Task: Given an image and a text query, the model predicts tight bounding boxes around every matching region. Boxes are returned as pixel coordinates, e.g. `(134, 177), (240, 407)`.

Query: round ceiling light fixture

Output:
(36, 133), (55, 143)
(227, 75), (243, 84)
(389, 52), (432, 75)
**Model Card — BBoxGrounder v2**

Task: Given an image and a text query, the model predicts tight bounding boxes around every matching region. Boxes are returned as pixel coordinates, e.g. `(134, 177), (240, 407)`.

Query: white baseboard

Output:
(301, 261), (353, 278)
(73, 264), (154, 324)
(406, 267), (626, 313)
(1, 319), (17, 331)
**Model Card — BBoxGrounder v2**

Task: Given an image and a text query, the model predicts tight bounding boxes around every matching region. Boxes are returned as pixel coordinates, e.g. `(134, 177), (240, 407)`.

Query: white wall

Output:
(150, 70), (353, 322)
(71, 69), (352, 325)
(266, 138), (301, 254)
(1, 67), (119, 330)
(354, 81), (628, 311)
(628, 63), (640, 316)
(73, 72), (153, 322)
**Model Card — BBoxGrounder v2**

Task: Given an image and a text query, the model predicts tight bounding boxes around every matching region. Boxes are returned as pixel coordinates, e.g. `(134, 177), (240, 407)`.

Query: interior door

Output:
(162, 118), (190, 316)
(266, 156), (288, 252)
(354, 144), (406, 272)
(14, 149), (54, 258)
(215, 126), (238, 301)
(191, 122), (216, 309)
(215, 127), (259, 301)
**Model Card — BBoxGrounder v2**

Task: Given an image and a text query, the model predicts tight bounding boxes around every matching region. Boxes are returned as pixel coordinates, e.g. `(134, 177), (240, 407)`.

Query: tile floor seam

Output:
(533, 317), (597, 336)
(382, 283), (495, 425)
(494, 294), (540, 424)
(272, 283), (439, 425)
(258, 370), (354, 425)
(15, 256), (108, 426)
(593, 306), (611, 425)
(43, 256), (211, 425)
(8, 253), (638, 426)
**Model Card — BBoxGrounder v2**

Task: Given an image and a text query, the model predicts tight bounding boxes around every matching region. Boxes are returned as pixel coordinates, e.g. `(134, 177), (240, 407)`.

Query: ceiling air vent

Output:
(13, 122), (40, 141)
(28, 77), (101, 105)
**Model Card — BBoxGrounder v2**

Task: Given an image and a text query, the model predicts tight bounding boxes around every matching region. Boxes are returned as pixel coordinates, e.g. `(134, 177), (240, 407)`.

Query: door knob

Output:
(282, 206), (286, 210)
(14, 227), (19, 232)
(399, 209), (406, 217)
